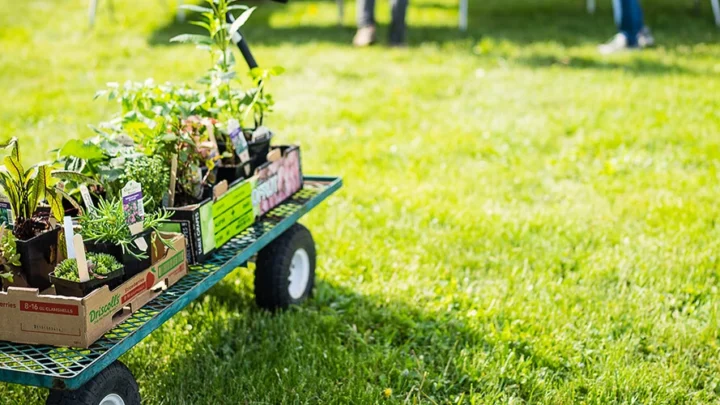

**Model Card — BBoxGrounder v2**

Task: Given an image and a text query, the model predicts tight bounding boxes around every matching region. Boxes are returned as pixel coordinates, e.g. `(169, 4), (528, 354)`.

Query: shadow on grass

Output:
(132, 278), (571, 403)
(514, 53), (700, 76)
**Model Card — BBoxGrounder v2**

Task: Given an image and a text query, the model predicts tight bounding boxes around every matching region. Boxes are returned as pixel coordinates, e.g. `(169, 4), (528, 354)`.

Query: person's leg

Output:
(618, 0), (644, 47)
(389, 0), (408, 45)
(354, 0), (377, 46)
(600, 0), (650, 53)
(357, 0), (375, 28)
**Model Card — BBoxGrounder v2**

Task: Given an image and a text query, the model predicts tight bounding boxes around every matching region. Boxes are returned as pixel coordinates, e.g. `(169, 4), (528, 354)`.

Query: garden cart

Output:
(0, 177), (341, 404)
(0, 17), (342, 404)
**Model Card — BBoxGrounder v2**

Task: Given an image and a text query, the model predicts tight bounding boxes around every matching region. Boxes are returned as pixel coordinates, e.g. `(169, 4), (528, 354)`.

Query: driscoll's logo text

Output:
(90, 295), (120, 323)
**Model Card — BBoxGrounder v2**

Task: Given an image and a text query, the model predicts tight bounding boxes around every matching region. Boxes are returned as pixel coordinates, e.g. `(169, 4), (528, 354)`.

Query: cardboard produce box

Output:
(252, 145), (303, 217)
(161, 177), (254, 264)
(0, 233), (187, 348)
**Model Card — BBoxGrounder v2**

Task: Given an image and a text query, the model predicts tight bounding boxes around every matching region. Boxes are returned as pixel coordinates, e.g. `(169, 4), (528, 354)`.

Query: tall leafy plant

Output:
(171, 0), (256, 118)
(0, 138), (64, 240)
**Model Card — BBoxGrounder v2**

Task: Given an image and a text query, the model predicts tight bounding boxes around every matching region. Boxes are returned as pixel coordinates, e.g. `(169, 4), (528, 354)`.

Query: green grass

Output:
(2, 0), (720, 403)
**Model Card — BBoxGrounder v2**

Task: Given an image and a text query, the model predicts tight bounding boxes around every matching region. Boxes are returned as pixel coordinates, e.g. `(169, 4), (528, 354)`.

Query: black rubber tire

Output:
(46, 361), (140, 405)
(255, 223), (316, 310)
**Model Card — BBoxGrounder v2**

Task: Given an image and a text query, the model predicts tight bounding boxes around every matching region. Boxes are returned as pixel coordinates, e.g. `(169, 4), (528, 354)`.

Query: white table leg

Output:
(711, 0), (720, 27)
(459, 0), (468, 31)
(89, 0), (98, 27)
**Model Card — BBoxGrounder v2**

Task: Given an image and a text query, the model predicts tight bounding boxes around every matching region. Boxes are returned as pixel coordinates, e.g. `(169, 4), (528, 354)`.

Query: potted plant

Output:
(49, 253), (124, 298)
(54, 133), (171, 213)
(0, 138), (68, 290)
(0, 225), (22, 292)
(171, 0), (283, 181)
(78, 198), (172, 281)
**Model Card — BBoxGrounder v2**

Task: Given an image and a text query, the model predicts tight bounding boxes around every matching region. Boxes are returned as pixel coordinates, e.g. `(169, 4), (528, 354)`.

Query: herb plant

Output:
(0, 225), (20, 284)
(54, 252), (122, 282)
(78, 198), (172, 259)
(118, 155), (170, 212)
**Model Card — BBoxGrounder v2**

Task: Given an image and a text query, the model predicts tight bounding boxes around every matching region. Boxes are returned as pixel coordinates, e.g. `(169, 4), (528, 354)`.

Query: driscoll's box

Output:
(0, 233), (187, 348)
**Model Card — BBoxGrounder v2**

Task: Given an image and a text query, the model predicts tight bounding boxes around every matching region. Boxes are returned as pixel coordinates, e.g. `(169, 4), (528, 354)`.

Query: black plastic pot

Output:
(248, 136), (272, 174)
(50, 268), (124, 298)
(85, 229), (152, 282)
(216, 140), (248, 184)
(16, 226), (61, 291)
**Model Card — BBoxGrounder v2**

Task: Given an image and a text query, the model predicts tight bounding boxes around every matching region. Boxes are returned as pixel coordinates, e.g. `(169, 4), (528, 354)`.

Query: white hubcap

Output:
(288, 248), (310, 300)
(100, 394), (125, 405)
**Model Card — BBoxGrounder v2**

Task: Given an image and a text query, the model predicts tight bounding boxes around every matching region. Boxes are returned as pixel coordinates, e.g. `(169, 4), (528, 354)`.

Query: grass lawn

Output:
(2, 0), (720, 403)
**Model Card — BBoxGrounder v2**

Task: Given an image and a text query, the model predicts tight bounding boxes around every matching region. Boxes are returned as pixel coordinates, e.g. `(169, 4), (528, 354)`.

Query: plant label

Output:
(228, 120), (250, 164)
(122, 181), (145, 235)
(0, 197), (13, 226)
(73, 234), (90, 283)
(64, 216), (76, 259)
(168, 154), (178, 207)
(134, 236), (148, 252)
(79, 185), (95, 211)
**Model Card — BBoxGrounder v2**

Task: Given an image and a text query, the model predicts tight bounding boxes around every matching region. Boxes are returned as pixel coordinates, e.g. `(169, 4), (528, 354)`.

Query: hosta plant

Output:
(0, 138), (65, 240)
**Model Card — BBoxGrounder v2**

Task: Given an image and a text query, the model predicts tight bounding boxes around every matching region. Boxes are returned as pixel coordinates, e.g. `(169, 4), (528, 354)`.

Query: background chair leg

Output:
(459, 0), (468, 31)
(177, 0), (185, 22)
(587, 0), (596, 14)
(337, 0), (344, 26)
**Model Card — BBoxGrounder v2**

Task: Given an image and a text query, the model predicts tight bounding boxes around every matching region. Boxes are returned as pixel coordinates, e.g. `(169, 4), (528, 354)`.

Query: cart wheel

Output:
(255, 223), (316, 310)
(46, 361), (140, 405)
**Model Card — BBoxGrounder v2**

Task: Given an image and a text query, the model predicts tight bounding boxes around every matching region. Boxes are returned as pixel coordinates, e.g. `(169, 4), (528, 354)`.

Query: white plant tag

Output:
(63, 216), (75, 259)
(228, 119), (250, 164)
(134, 237), (148, 251)
(0, 197), (13, 226)
(121, 181), (145, 235)
(73, 234), (90, 283)
(79, 185), (95, 211)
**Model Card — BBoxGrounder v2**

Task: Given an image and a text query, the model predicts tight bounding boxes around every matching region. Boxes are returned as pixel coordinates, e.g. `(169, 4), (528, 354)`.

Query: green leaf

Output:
(179, 4), (213, 13)
(51, 170), (100, 186)
(228, 7), (256, 37)
(58, 139), (106, 161)
(28, 166), (51, 213)
(0, 172), (19, 212)
(3, 156), (24, 185)
(55, 187), (83, 214)
(169, 34), (213, 46)
(46, 189), (64, 221)
(189, 20), (212, 31)
(226, 4), (249, 11)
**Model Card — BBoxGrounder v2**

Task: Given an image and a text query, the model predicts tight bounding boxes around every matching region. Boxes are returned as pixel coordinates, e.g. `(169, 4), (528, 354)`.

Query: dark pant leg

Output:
(389, 0), (408, 43)
(618, 0), (645, 46)
(357, 0), (376, 27)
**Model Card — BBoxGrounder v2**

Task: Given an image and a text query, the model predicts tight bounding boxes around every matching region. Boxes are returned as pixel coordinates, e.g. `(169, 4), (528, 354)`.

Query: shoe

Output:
(598, 33), (630, 55)
(353, 26), (376, 47)
(637, 26), (655, 48)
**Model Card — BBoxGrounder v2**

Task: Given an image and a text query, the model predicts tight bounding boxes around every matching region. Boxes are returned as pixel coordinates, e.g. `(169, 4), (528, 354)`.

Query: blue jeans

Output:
(617, 0), (645, 47)
(357, 0), (408, 43)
